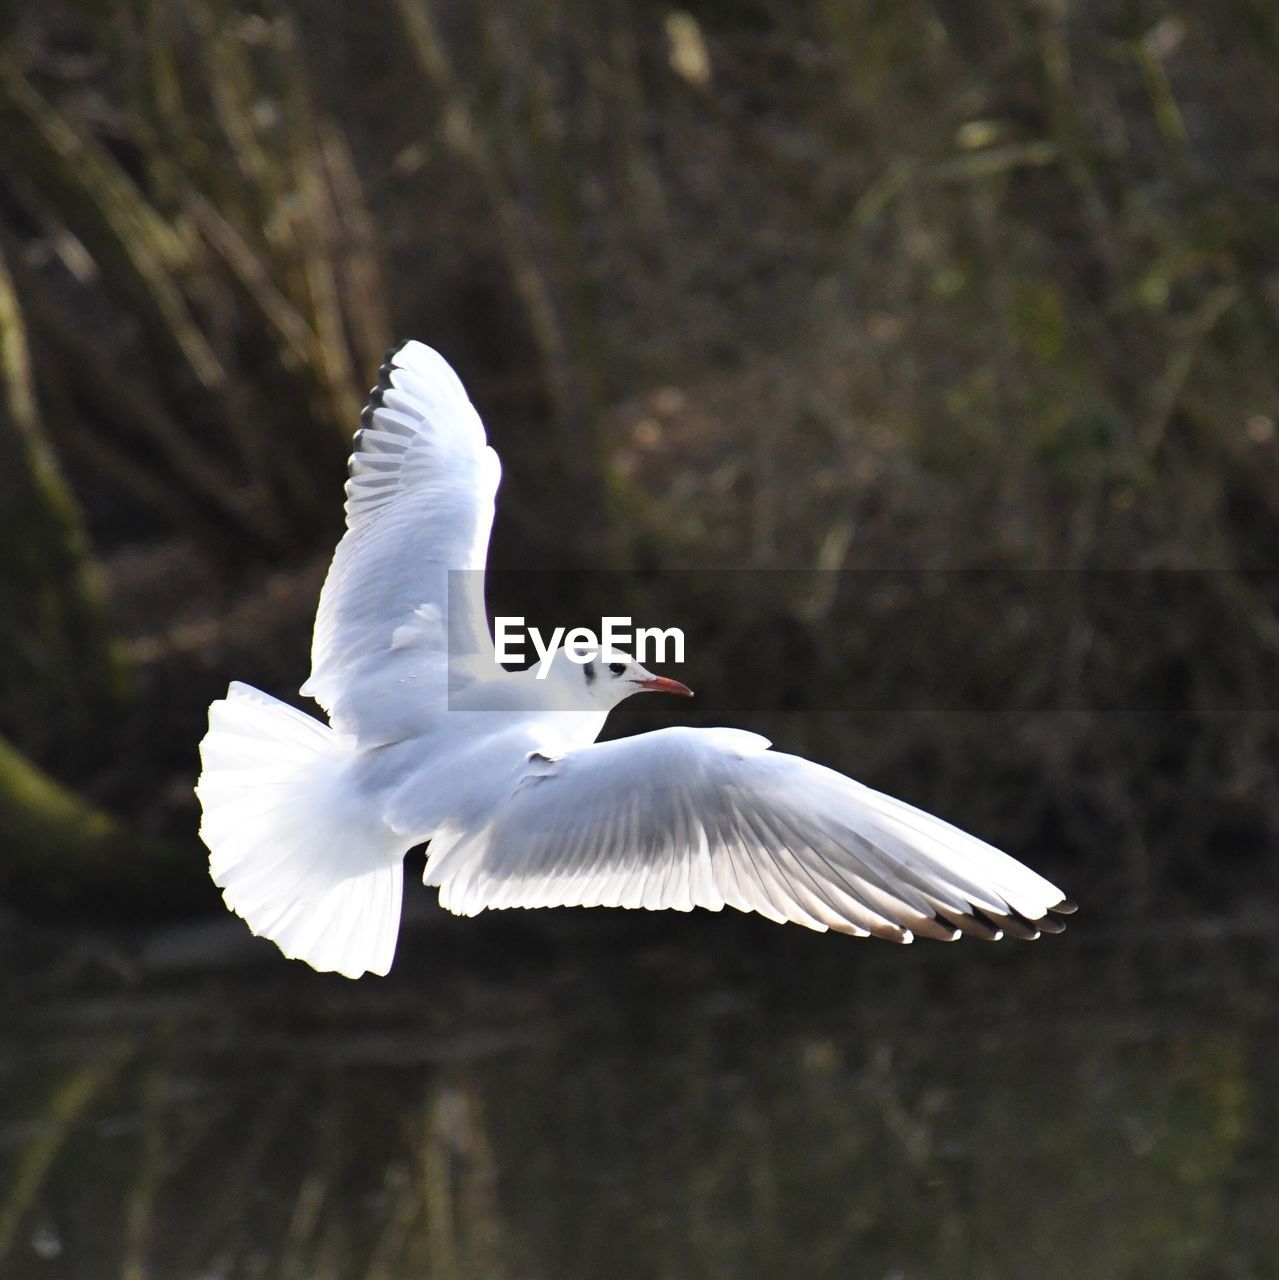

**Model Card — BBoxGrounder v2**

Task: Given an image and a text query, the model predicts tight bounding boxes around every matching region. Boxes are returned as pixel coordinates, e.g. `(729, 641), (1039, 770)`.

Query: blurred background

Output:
(2, 1), (1278, 1277)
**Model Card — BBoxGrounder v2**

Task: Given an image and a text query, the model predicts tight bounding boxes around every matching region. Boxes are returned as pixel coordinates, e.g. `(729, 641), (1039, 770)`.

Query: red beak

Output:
(637, 675), (694, 697)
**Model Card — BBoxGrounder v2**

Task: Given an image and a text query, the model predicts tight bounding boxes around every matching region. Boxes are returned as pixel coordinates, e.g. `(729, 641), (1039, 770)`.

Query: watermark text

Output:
(494, 615), (685, 679)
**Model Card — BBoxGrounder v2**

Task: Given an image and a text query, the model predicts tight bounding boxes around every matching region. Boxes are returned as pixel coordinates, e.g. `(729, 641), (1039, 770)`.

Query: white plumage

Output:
(197, 683), (403, 978)
(196, 340), (1073, 977)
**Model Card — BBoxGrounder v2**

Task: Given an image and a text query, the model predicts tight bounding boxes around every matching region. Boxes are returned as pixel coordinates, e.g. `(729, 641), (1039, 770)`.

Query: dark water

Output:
(2, 908), (1276, 1280)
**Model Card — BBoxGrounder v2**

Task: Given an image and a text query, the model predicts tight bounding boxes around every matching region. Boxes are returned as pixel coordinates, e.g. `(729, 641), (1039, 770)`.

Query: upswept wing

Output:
(424, 727), (1075, 942)
(302, 341), (501, 740)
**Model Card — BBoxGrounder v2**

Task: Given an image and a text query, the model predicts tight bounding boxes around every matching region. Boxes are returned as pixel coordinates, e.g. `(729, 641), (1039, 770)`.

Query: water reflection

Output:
(2, 912), (1276, 1279)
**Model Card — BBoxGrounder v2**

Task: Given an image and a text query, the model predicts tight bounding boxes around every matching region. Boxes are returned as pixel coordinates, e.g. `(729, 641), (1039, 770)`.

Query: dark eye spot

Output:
(608, 661), (626, 677)
(584, 660), (597, 686)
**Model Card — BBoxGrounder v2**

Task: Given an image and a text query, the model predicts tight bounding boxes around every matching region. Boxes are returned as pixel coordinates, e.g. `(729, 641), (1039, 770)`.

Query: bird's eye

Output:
(608, 661), (627, 677)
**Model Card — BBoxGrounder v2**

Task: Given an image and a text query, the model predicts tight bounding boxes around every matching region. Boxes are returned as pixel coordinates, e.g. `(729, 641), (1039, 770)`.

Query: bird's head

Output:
(577, 650), (694, 710)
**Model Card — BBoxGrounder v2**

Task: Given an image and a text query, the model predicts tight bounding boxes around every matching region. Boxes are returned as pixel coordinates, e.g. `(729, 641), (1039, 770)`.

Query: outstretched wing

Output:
(424, 727), (1074, 942)
(302, 341), (501, 741)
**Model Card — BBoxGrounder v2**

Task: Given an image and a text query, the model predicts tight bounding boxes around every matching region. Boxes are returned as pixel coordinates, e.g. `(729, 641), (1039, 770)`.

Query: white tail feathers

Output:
(196, 682), (406, 978)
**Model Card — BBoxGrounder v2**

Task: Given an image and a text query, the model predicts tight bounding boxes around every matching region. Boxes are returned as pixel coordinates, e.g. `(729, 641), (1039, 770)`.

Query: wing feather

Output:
(302, 341), (501, 742)
(425, 726), (1072, 942)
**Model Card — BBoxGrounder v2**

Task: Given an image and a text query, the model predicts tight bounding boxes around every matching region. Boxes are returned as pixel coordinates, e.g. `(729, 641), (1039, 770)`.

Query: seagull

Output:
(196, 340), (1074, 978)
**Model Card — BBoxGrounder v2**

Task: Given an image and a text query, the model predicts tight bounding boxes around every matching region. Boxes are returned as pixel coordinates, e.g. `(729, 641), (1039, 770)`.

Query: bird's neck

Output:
(507, 662), (610, 749)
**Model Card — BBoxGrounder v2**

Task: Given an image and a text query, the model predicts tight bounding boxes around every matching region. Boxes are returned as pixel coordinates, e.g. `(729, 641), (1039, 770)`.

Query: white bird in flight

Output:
(196, 340), (1074, 978)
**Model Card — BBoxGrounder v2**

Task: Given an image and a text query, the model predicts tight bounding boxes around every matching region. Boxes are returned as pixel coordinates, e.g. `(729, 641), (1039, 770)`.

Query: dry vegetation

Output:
(0, 0), (1277, 923)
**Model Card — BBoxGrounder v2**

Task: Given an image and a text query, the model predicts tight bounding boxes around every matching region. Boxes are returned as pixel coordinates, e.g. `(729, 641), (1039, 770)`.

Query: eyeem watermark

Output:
(494, 615), (685, 679)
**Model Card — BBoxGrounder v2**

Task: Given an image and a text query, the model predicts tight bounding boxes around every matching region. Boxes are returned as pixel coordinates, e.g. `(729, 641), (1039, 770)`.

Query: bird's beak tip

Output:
(638, 676), (694, 698)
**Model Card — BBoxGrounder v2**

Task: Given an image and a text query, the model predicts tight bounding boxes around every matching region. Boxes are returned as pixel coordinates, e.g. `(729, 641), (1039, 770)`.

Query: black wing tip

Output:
(361, 342), (412, 425)
(933, 905), (1003, 942)
(1002, 900), (1075, 938)
(383, 338), (413, 366)
(987, 908), (1044, 941)
(1035, 899), (1077, 935)
(930, 899), (1075, 943)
